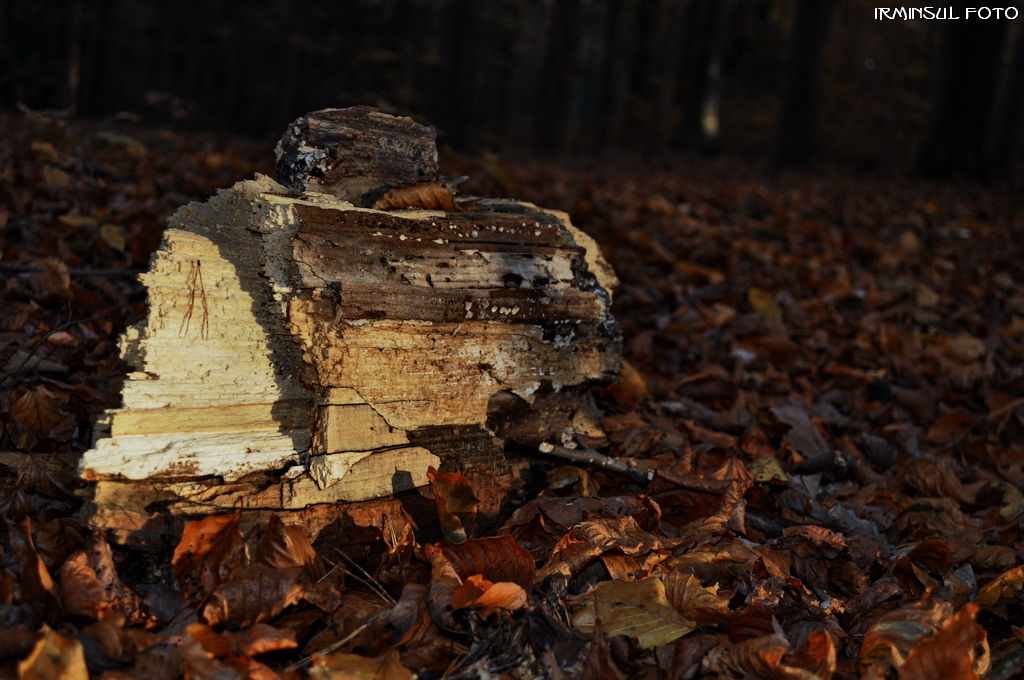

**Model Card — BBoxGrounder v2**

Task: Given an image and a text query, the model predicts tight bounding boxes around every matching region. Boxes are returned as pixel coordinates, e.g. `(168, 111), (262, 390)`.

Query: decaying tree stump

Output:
(80, 107), (621, 546)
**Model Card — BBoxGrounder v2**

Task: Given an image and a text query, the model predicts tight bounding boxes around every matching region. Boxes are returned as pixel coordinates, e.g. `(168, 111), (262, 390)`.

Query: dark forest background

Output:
(3, 0), (1024, 182)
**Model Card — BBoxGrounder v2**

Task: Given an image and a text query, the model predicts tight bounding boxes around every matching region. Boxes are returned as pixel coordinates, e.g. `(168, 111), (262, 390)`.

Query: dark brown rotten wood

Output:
(275, 106), (439, 204)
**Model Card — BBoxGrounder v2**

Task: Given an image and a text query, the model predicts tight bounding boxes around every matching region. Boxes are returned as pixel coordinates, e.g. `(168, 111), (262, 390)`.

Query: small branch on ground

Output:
(537, 441), (653, 486)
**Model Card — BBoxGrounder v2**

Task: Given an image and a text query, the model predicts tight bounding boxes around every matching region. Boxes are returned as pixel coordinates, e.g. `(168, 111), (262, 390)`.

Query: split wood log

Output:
(80, 108), (622, 546)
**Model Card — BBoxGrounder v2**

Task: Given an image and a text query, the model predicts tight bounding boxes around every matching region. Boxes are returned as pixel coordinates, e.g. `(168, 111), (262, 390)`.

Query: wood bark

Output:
(81, 108), (621, 546)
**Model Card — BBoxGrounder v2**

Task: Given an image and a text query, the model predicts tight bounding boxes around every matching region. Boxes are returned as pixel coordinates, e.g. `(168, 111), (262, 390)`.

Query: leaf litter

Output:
(2, 110), (1024, 677)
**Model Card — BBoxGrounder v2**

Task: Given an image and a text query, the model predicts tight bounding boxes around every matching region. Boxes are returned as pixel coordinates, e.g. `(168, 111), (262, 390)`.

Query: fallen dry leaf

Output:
(310, 648), (414, 680)
(18, 626), (88, 680)
(449, 573), (527, 616)
(172, 512), (245, 600)
(570, 576), (697, 649)
(425, 466), (479, 543)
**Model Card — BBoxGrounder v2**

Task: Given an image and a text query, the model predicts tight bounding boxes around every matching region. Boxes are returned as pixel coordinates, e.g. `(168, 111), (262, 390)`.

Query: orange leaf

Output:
(975, 564), (1024, 607)
(253, 514), (326, 582)
(898, 604), (987, 680)
(58, 551), (114, 620)
(7, 386), (69, 448)
(450, 574), (526, 616)
(18, 626), (87, 680)
(373, 181), (460, 212)
(926, 411), (976, 442)
(172, 512), (244, 599)
(200, 564), (307, 629)
(433, 534), (535, 589)
(310, 648), (414, 680)
(426, 467), (478, 543)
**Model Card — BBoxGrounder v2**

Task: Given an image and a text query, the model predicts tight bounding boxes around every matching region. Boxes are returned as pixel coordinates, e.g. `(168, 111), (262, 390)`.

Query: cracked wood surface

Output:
(81, 175), (620, 540)
(80, 108), (620, 543)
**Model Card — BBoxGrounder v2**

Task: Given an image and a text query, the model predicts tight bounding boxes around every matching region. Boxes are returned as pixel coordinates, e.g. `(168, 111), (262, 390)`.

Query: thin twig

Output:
(536, 441), (653, 486)
(0, 316), (104, 385)
(333, 548), (396, 605)
(283, 623), (369, 672)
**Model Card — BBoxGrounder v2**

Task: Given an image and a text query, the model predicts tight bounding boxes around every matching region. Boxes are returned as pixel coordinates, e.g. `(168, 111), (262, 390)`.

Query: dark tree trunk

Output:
(915, 3), (1009, 181)
(596, 0), (634, 146)
(438, 0), (479, 148)
(675, 0), (735, 151)
(772, 0), (835, 168)
(535, 0), (582, 150)
(987, 22), (1024, 179)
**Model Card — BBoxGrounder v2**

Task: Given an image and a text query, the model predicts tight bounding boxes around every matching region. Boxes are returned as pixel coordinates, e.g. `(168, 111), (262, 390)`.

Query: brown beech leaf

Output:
(899, 458), (964, 501)
(771, 405), (829, 458)
(15, 518), (61, 615)
(975, 564), (1024, 607)
(785, 630), (837, 680)
(183, 624), (288, 680)
(7, 386), (70, 448)
(898, 604), (988, 680)
(172, 512), (245, 599)
(537, 514), (676, 582)
(373, 181), (459, 212)
(449, 574), (527, 616)
(579, 617), (628, 680)
(727, 633), (790, 679)
(28, 258), (72, 299)
(426, 467), (478, 543)
(58, 551), (114, 619)
(385, 583), (467, 672)
(498, 495), (647, 556)
(310, 648), (414, 680)
(660, 572), (732, 625)
(604, 359), (651, 407)
(82, 530), (157, 627)
(860, 599), (953, 670)
(728, 630), (836, 680)
(729, 603), (778, 643)
(926, 411), (976, 442)
(253, 514), (326, 582)
(433, 534), (534, 589)
(425, 545), (463, 632)
(18, 626), (87, 680)
(906, 537), (951, 573)
(304, 590), (392, 658)
(233, 623), (299, 657)
(201, 564), (307, 629)
(570, 576), (696, 649)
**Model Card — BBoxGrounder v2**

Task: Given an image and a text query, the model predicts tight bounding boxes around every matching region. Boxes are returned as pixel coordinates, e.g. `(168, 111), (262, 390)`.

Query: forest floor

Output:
(1, 108), (1024, 679)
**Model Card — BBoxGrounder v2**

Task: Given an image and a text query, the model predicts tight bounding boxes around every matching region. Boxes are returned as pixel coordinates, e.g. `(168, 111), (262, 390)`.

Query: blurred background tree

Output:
(2, 0), (1022, 181)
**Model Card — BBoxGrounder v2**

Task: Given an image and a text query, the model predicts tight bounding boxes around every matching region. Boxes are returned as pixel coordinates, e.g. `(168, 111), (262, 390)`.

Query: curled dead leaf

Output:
(254, 514), (326, 582)
(898, 604), (988, 680)
(172, 512), (244, 600)
(310, 648), (414, 680)
(201, 564), (307, 629)
(426, 467), (478, 543)
(433, 534), (534, 589)
(449, 574), (527, 616)
(59, 551), (114, 619)
(975, 564), (1024, 607)
(660, 572), (732, 626)
(570, 576), (696, 649)
(373, 181), (461, 212)
(18, 626), (87, 680)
